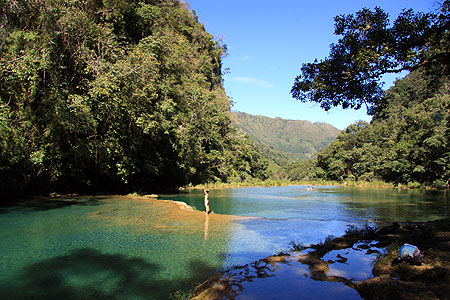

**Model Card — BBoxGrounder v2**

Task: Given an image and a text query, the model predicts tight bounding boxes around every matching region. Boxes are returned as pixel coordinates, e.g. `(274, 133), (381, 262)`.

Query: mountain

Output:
(231, 112), (341, 162)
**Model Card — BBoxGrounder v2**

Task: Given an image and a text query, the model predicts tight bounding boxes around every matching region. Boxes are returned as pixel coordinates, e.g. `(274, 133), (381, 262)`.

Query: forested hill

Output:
(286, 70), (450, 187)
(231, 112), (340, 161)
(0, 0), (268, 197)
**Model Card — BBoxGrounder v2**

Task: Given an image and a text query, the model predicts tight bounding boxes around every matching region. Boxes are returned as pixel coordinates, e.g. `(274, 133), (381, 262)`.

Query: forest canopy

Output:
(0, 0), (268, 197)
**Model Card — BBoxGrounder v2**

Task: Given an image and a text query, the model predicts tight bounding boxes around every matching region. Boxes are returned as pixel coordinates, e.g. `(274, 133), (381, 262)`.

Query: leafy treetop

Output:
(291, 1), (450, 115)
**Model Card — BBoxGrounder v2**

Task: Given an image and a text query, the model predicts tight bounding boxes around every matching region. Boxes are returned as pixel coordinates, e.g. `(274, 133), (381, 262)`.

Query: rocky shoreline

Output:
(189, 218), (450, 300)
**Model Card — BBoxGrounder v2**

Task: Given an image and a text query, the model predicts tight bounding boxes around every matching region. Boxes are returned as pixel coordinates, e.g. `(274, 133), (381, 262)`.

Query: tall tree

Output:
(291, 1), (449, 114)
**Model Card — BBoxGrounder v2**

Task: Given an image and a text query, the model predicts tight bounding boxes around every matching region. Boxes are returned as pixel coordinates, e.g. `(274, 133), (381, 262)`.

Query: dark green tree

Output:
(291, 1), (450, 114)
(0, 0), (268, 198)
(288, 1), (450, 188)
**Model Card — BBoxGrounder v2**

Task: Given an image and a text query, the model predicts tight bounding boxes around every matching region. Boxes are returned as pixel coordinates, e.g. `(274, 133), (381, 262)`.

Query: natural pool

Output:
(0, 186), (448, 299)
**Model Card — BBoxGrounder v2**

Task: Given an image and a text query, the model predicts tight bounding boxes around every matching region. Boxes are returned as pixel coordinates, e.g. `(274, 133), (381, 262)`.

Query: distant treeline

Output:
(0, 0), (268, 198)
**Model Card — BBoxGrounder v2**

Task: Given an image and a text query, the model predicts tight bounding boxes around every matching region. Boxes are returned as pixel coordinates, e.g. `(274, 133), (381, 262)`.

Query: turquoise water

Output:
(0, 187), (448, 299)
(0, 196), (232, 299)
(162, 186), (449, 222)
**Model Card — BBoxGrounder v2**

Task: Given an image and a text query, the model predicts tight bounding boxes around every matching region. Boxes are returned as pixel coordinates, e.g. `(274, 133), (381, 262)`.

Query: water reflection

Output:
(323, 241), (387, 281)
(161, 186), (450, 267)
(235, 263), (362, 300)
(1, 187), (449, 299)
(204, 214), (209, 242)
(162, 186), (450, 222)
(213, 251), (363, 300)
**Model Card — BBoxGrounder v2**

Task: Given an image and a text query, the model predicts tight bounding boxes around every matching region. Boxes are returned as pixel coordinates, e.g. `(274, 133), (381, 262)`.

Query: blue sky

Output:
(186, 0), (437, 129)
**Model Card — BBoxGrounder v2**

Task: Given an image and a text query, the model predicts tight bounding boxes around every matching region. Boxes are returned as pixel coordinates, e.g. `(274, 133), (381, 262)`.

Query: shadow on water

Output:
(0, 196), (107, 214)
(0, 248), (217, 300)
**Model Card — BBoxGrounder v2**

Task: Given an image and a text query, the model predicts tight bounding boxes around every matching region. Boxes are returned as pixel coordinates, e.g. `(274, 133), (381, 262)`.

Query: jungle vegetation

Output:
(2, 0), (449, 198)
(287, 1), (450, 188)
(0, 0), (268, 198)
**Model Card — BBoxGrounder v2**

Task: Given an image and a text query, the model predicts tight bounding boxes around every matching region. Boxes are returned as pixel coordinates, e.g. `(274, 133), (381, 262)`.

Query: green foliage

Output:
(169, 289), (193, 300)
(278, 159), (326, 182)
(232, 112), (340, 161)
(316, 235), (335, 252)
(291, 2), (450, 114)
(289, 240), (308, 251)
(299, 70), (450, 187)
(0, 0), (267, 197)
(288, 2), (450, 188)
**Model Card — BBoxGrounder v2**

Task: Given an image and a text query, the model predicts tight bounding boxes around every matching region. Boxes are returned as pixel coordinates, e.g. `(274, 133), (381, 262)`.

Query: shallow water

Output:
(163, 186), (449, 222)
(224, 241), (387, 300)
(0, 186), (448, 299)
(234, 259), (362, 300)
(323, 241), (387, 281)
(0, 196), (236, 299)
(163, 186), (449, 263)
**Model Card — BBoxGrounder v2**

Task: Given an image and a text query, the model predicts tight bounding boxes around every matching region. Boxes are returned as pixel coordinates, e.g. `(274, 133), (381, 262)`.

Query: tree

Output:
(291, 1), (450, 115)
(0, 0), (268, 198)
(308, 70), (450, 187)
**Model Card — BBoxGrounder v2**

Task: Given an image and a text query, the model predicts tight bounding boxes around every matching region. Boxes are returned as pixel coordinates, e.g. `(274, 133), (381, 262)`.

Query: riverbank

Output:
(188, 179), (447, 191)
(189, 218), (450, 300)
(188, 179), (392, 190)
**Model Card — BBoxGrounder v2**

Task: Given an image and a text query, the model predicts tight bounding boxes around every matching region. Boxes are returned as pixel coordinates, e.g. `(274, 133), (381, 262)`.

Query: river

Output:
(0, 186), (448, 299)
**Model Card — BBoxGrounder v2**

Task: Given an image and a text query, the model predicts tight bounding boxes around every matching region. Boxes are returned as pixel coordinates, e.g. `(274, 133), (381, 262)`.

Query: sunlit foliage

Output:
(291, 1), (450, 115)
(0, 0), (268, 197)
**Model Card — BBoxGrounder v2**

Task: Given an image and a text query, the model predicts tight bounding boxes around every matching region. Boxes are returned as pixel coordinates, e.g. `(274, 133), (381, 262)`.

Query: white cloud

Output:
(231, 76), (274, 88)
(238, 55), (252, 61)
(227, 55), (253, 66)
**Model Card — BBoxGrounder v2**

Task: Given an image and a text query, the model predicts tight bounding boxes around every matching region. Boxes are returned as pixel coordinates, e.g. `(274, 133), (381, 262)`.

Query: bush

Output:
(289, 241), (307, 251)
(345, 223), (378, 237)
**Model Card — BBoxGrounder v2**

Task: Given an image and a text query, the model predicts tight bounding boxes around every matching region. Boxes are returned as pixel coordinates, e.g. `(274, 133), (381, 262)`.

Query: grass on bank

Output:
(188, 179), (396, 190)
(188, 178), (448, 190)
(190, 179), (339, 190)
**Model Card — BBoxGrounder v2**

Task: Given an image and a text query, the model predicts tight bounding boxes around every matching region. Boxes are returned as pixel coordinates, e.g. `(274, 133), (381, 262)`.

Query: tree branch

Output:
(0, 54), (27, 65)
(0, 95), (11, 108)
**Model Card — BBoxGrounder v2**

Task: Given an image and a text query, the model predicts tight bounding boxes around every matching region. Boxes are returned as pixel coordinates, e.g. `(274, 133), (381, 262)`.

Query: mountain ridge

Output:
(230, 111), (341, 162)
